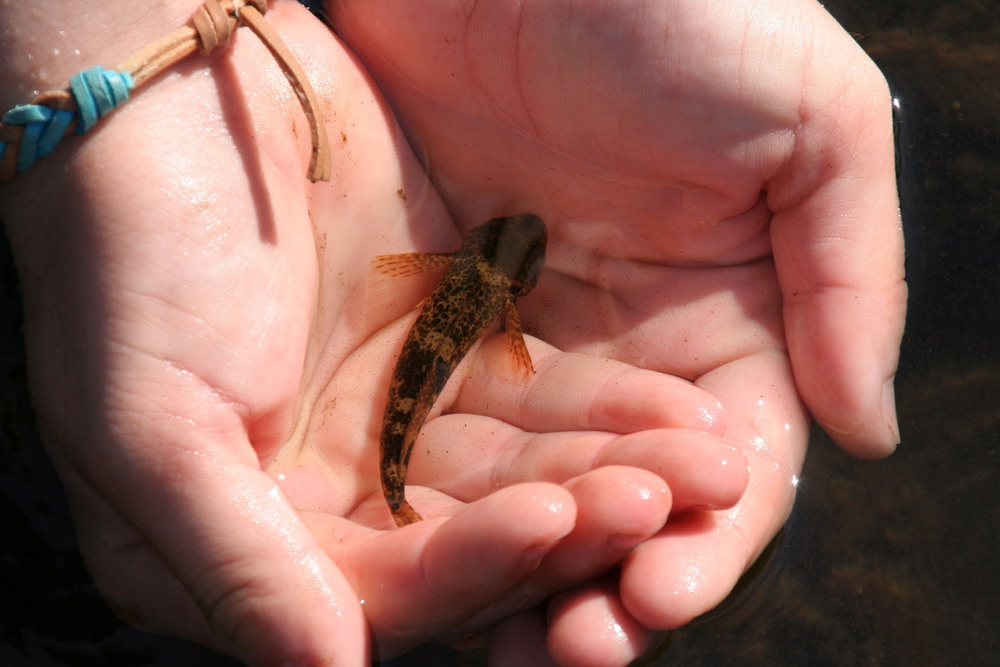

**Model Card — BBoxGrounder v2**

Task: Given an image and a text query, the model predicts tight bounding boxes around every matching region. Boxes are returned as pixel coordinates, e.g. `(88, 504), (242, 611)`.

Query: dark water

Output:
(3, 1), (999, 665)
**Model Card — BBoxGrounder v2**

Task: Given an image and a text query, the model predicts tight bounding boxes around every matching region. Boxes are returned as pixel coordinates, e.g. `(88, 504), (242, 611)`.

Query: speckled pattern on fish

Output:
(373, 214), (547, 527)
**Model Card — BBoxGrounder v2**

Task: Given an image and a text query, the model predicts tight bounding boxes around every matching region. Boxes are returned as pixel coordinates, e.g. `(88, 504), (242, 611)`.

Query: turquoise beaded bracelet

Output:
(1, 67), (133, 173)
(0, 0), (330, 182)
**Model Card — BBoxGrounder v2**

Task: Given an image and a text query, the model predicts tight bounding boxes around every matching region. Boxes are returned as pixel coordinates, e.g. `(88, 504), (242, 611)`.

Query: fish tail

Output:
(391, 500), (423, 527)
(382, 458), (424, 526)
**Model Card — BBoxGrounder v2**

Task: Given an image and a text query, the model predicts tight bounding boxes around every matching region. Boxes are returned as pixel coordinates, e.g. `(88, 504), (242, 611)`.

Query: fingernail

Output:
(882, 376), (900, 445)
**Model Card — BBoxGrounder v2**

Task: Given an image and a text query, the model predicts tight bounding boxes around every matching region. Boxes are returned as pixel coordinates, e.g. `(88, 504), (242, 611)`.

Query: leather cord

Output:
(0, 0), (330, 182)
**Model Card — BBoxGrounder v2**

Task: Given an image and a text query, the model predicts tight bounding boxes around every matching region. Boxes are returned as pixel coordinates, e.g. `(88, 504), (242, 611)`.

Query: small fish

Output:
(374, 214), (548, 527)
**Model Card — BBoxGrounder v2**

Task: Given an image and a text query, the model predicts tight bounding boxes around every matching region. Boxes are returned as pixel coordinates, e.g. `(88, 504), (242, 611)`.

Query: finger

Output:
(620, 512), (750, 629)
(457, 336), (727, 435)
(620, 349), (807, 628)
(530, 466), (671, 589)
(547, 579), (653, 667)
(410, 417), (746, 512)
(488, 608), (558, 666)
(592, 430), (748, 513)
(767, 10), (906, 458)
(326, 483), (576, 654)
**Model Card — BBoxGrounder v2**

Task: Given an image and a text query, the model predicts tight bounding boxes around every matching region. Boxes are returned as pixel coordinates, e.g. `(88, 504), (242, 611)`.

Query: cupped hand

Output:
(0, 0), (754, 664)
(330, 0), (906, 663)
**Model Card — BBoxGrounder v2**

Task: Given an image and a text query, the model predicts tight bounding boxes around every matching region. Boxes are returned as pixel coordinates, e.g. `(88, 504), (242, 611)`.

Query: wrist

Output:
(1, 0), (326, 192)
(0, 0), (219, 254)
(0, 0), (206, 113)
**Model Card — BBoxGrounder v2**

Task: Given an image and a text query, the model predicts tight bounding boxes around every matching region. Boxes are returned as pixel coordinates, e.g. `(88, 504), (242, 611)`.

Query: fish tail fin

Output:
(392, 500), (424, 527)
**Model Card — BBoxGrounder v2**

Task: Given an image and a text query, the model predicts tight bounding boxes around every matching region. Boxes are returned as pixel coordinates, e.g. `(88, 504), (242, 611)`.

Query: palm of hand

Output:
(21, 6), (739, 657)
(6, 0), (902, 663)
(323, 0), (903, 654)
(255, 6), (757, 648)
(268, 0), (819, 653)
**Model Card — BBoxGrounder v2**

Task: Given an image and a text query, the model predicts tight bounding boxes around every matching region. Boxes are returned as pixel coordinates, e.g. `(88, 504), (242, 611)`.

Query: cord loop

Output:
(0, 0), (330, 182)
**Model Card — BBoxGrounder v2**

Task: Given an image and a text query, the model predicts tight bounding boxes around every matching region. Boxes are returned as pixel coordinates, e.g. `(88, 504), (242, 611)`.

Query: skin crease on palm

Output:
(0, 0), (905, 665)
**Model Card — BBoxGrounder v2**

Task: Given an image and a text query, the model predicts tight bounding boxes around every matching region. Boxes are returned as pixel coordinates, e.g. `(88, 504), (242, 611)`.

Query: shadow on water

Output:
(3, 0), (999, 664)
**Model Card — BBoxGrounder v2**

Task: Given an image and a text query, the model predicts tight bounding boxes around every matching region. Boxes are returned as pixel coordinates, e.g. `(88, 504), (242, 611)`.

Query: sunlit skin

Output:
(0, 0), (904, 665)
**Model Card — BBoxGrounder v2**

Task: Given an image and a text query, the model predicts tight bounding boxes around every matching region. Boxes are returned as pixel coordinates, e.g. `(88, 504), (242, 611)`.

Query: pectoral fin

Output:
(504, 299), (535, 378)
(373, 252), (454, 277)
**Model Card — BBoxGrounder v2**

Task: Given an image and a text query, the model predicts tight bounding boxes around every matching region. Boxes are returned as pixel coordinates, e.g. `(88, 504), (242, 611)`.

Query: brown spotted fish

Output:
(373, 214), (547, 527)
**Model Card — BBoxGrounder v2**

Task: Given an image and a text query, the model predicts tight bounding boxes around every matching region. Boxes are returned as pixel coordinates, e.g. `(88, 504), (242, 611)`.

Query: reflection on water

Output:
(2, 0), (999, 664)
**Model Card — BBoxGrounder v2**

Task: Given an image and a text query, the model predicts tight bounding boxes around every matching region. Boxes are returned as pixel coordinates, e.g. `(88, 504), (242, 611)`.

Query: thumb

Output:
(768, 18), (905, 458)
(66, 426), (368, 665)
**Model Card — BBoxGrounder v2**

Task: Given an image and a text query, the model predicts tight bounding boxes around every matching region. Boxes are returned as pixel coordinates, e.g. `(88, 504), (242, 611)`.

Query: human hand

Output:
(329, 0), (906, 663)
(0, 0), (751, 664)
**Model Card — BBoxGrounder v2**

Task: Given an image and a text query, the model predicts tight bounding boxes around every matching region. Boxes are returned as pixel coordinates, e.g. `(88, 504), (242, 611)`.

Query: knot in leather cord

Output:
(1, 0), (330, 182)
(192, 0), (234, 54)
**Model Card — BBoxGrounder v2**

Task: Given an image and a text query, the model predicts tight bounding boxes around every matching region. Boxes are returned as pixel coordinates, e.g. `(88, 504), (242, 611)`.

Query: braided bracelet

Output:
(0, 0), (330, 182)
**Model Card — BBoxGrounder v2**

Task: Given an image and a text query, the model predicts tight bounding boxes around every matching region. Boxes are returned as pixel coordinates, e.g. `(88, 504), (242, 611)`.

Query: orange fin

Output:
(373, 252), (453, 277)
(504, 299), (535, 379)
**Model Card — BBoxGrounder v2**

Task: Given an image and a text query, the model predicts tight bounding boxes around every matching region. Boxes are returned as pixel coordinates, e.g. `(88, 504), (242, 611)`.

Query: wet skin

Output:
(374, 214), (547, 527)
